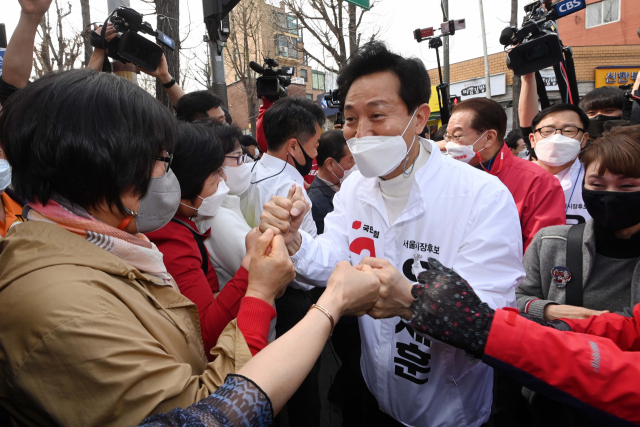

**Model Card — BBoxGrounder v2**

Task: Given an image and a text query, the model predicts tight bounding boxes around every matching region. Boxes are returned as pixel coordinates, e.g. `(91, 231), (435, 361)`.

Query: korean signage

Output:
(595, 66), (639, 88)
(449, 73), (506, 100)
(539, 68), (559, 91)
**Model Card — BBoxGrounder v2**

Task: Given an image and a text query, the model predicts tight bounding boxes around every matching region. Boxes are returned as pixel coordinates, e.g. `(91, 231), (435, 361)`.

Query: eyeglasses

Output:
(534, 126), (584, 138)
(443, 131), (475, 143)
(156, 154), (173, 173)
(225, 154), (249, 166)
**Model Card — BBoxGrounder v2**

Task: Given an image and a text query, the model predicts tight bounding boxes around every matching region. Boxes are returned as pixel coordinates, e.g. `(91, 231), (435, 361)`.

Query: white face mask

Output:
(445, 131), (487, 164)
(253, 147), (260, 157)
(346, 109), (418, 178)
(517, 148), (530, 160)
(534, 134), (583, 167)
(0, 159), (11, 191)
(223, 162), (252, 196)
(181, 180), (230, 218)
(331, 160), (355, 185)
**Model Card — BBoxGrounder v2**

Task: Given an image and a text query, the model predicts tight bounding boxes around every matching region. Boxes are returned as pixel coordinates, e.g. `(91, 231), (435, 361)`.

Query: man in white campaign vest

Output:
(528, 103), (592, 225)
(258, 42), (524, 427)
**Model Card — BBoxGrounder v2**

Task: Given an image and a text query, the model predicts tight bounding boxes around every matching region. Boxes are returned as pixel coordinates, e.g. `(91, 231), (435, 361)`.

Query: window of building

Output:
(306, 94), (313, 101)
(586, 0), (620, 28)
(300, 69), (308, 82)
(312, 70), (325, 91)
(275, 34), (298, 59)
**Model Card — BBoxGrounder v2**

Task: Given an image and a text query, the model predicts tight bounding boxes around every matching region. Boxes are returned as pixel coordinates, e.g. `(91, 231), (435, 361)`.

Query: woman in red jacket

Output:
(147, 122), (274, 358)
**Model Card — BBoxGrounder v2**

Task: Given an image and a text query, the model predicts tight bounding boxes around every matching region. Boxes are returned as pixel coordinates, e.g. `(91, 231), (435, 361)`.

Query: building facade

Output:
(225, 1), (327, 134)
(427, 0), (640, 131)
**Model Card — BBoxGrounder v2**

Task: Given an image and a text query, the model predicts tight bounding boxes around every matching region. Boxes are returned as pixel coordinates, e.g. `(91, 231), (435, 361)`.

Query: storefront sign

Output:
(595, 66), (639, 88)
(449, 73), (506, 100)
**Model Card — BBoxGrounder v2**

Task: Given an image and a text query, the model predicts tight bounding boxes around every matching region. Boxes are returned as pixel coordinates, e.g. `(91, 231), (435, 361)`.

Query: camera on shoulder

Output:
(91, 7), (175, 72)
(249, 58), (294, 101)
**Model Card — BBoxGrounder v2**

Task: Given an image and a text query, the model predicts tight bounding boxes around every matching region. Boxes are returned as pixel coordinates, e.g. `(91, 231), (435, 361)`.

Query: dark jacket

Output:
(516, 220), (640, 318)
(307, 177), (337, 235)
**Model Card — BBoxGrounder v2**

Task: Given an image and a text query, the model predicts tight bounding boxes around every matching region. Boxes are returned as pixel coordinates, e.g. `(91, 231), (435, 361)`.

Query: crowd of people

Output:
(1, 1), (640, 426)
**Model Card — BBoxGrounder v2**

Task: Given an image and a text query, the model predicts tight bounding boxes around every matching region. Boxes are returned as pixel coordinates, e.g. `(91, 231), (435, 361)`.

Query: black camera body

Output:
(250, 58), (294, 101)
(97, 7), (175, 72)
(503, 0), (585, 76)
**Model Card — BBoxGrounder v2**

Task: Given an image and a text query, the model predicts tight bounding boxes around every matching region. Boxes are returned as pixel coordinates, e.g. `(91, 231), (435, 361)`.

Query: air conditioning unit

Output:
(291, 77), (305, 85)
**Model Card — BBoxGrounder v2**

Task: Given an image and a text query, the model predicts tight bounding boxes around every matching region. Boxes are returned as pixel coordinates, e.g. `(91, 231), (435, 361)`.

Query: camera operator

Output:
(529, 104), (591, 225)
(86, 23), (186, 109)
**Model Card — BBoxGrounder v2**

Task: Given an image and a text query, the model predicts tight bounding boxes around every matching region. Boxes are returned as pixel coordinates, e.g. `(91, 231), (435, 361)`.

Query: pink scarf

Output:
(27, 200), (174, 285)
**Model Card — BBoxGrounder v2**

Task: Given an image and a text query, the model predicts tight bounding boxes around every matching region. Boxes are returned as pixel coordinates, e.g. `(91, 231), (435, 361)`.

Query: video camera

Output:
(249, 58), (294, 101)
(324, 89), (344, 127)
(501, 0), (585, 76)
(92, 7), (175, 72)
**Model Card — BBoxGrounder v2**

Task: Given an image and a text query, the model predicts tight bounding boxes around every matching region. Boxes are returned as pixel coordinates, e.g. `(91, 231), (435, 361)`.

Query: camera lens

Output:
(524, 43), (550, 61)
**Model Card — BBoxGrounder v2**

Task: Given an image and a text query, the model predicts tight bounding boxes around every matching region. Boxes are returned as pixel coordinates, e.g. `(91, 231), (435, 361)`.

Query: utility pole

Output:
(204, 2), (237, 108)
(478, 0), (491, 98)
(441, 0), (449, 84)
(106, 0), (138, 84)
(208, 36), (228, 107)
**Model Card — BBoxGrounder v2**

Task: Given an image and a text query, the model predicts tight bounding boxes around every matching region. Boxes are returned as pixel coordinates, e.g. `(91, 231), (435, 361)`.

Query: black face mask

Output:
(586, 115), (628, 139)
(292, 140), (314, 176)
(582, 186), (640, 232)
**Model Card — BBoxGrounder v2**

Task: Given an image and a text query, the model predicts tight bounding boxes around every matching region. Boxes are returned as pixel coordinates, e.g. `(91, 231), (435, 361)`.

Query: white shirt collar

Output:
(257, 153), (305, 185)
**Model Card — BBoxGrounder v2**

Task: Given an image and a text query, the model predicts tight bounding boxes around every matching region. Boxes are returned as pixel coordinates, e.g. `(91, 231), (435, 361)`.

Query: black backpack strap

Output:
(565, 223), (586, 307)
(170, 218), (208, 276)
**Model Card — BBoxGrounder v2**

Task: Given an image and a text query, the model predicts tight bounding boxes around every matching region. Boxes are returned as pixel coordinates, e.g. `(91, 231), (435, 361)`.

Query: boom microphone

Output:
(249, 61), (264, 74)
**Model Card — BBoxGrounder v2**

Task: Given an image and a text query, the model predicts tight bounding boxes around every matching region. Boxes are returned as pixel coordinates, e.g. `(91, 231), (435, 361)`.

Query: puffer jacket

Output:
(0, 221), (252, 427)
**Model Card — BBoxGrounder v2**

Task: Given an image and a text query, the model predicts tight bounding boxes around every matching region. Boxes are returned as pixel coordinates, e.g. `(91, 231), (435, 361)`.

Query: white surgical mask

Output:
(346, 109), (418, 178)
(445, 131), (487, 164)
(0, 159), (11, 191)
(517, 148), (530, 160)
(253, 147), (260, 157)
(223, 163), (252, 196)
(331, 160), (354, 184)
(181, 180), (230, 218)
(535, 134), (583, 167)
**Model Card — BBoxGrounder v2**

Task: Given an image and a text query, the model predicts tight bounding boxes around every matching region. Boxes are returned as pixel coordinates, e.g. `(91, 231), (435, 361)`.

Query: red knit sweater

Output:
(147, 215), (275, 358)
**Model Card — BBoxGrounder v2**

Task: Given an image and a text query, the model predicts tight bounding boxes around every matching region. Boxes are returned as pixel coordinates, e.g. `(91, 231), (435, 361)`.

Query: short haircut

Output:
(531, 103), (590, 132)
(263, 97), (326, 152)
(176, 91), (224, 122)
(316, 130), (347, 167)
(0, 69), (177, 215)
(582, 124), (640, 178)
(172, 122), (225, 201)
(337, 41), (431, 113)
(432, 126), (448, 142)
(451, 98), (507, 142)
(192, 118), (242, 154)
(504, 129), (523, 149)
(579, 87), (626, 114)
(239, 135), (258, 148)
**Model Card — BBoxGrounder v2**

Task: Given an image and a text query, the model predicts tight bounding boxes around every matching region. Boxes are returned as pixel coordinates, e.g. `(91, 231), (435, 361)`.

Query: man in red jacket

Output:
(402, 257), (639, 427)
(444, 98), (566, 252)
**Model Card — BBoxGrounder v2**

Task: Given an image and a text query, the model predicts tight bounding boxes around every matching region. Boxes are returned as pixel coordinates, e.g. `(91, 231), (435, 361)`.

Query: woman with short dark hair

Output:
(0, 69), (294, 426)
(147, 122), (275, 358)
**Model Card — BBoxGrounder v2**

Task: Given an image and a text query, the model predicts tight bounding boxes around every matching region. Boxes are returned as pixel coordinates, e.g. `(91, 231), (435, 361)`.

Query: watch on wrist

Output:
(162, 78), (176, 89)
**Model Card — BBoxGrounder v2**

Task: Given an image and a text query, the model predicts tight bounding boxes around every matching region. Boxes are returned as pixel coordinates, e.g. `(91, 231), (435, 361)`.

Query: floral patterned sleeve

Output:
(137, 374), (273, 427)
